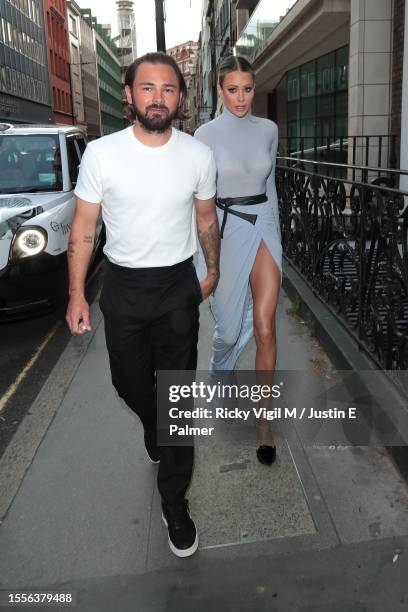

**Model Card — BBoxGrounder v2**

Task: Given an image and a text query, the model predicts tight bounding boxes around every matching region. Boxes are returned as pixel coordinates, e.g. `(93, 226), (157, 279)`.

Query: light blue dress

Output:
(194, 107), (282, 370)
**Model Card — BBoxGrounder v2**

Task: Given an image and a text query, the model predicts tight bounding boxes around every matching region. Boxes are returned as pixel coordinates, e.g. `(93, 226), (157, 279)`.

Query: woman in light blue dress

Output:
(194, 56), (282, 465)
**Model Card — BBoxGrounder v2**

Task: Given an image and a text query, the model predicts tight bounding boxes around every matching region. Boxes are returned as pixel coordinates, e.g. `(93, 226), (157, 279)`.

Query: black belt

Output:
(216, 193), (267, 238)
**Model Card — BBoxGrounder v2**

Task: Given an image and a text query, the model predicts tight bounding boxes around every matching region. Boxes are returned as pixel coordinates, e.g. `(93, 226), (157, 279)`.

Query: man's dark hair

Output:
(124, 51), (189, 122)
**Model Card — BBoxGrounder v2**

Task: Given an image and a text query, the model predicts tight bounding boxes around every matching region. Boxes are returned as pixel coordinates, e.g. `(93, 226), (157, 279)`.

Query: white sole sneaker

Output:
(145, 449), (160, 464)
(162, 513), (199, 558)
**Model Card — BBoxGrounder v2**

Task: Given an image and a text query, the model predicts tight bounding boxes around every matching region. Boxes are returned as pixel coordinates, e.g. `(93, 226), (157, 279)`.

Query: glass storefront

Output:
(280, 46), (349, 162)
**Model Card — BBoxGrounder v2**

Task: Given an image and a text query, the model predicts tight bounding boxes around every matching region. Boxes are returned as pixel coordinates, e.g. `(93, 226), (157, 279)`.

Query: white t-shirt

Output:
(74, 125), (216, 268)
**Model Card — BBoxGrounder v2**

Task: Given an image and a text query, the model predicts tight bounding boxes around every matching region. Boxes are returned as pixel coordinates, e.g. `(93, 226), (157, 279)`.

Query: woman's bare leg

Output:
(249, 240), (281, 447)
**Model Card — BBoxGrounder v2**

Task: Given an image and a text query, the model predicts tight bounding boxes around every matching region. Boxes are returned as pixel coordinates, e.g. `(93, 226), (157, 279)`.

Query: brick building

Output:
(167, 40), (199, 133)
(43, 0), (73, 124)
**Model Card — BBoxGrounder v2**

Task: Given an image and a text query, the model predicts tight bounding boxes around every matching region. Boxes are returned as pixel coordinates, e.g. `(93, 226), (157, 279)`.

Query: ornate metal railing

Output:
(278, 134), (400, 175)
(276, 157), (408, 371)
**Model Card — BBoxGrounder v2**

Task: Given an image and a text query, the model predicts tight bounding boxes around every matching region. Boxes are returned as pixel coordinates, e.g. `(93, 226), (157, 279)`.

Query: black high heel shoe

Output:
(256, 445), (276, 466)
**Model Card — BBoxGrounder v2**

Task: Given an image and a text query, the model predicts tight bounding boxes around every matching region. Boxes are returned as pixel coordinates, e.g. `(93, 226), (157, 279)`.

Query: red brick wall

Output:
(391, 0), (405, 167)
(44, 0), (73, 125)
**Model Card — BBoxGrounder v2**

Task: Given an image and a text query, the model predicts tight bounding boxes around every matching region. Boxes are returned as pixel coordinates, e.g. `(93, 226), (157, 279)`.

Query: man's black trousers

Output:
(99, 256), (202, 506)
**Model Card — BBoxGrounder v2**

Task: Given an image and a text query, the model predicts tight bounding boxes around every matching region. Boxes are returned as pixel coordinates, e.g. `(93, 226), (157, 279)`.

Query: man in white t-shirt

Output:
(65, 52), (219, 558)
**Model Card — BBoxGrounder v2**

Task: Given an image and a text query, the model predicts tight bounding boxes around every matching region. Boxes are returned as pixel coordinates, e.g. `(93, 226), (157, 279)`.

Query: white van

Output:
(0, 123), (103, 320)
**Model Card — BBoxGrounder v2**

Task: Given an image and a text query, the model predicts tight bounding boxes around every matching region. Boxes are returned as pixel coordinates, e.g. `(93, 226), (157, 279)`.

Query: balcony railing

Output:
(276, 157), (408, 372)
(235, 0), (297, 62)
(279, 135), (399, 178)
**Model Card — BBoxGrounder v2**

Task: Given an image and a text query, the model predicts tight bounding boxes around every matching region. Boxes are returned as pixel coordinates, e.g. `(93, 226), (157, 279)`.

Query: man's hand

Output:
(65, 197), (101, 334)
(66, 293), (92, 335)
(200, 271), (219, 300)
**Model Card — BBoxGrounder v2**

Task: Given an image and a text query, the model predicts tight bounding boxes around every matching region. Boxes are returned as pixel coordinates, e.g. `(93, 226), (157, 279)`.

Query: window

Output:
(0, 66), (6, 91)
(70, 15), (77, 36)
(21, 73), (27, 97)
(287, 69), (299, 101)
(336, 46), (348, 91)
(66, 138), (80, 185)
(0, 133), (62, 193)
(76, 138), (86, 156)
(317, 52), (335, 94)
(282, 46), (349, 167)
(18, 30), (23, 54)
(11, 69), (17, 92)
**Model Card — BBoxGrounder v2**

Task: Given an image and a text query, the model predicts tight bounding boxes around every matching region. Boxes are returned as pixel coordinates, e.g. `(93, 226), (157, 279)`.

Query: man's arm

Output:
(194, 195), (220, 299)
(65, 197), (101, 334)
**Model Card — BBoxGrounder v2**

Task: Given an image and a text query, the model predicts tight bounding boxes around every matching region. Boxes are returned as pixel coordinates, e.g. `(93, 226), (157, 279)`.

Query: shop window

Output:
(285, 46), (348, 145)
(317, 52), (335, 94)
(336, 46), (348, 90)
(287, 69), (299, 101)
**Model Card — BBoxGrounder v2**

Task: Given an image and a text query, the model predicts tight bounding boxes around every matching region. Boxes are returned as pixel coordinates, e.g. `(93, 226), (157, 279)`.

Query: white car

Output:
(0, 123), (103, 320)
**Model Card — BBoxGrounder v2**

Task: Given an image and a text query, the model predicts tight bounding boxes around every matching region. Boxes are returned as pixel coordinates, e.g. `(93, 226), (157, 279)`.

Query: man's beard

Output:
(131, 96), (178, 133)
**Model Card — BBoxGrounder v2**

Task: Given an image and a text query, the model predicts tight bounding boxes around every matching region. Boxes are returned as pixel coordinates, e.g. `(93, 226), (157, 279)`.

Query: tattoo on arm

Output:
(197, 220), (220, 276)
(67, 239), (77, 259)
(83, 235), (95, 245)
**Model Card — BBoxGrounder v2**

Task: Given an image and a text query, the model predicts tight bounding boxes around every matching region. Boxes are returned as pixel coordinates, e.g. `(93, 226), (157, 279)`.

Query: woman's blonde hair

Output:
(218, 55), (255, 88)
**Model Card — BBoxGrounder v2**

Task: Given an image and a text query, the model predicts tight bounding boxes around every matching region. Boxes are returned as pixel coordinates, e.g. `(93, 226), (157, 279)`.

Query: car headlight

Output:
(10, 226), (48, 259)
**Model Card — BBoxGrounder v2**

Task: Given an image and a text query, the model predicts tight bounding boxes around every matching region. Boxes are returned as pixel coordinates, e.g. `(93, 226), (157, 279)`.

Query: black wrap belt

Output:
(216, 193), (267, 238)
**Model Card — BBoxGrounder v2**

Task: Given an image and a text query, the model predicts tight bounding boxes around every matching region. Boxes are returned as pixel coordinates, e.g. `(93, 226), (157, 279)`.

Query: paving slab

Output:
(305, 445), (408, 543)
(0, 321), (155, 588)
(10, 535), (407, 612)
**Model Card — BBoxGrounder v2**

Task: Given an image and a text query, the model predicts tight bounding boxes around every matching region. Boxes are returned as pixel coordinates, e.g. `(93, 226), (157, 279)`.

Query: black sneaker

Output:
(162, 499), (198, 557)
(144, 430), (160, 464)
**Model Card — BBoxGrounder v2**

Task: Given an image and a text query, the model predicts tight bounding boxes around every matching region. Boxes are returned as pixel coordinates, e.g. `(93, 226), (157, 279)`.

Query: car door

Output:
(70, 135), (104, 252)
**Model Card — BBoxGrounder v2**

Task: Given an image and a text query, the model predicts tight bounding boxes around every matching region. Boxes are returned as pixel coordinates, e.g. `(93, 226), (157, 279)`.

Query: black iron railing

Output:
(278, 135), (399, 173)
(276, 157), (408, 371)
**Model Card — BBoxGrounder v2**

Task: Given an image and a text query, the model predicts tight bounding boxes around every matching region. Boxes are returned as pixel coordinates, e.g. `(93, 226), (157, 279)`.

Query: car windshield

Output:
(0, 134), (63, 194)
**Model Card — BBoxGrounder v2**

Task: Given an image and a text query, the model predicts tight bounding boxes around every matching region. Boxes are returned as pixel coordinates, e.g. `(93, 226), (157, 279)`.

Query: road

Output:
(0, 254), (105, 460)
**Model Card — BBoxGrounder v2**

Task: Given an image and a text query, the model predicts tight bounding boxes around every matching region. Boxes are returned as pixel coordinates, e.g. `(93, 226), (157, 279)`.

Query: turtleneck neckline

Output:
(221, 105), (252, 122)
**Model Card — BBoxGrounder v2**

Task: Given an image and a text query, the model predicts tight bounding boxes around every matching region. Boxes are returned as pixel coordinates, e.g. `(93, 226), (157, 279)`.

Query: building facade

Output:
(198, 0), (240, 121)
(232, 0), (405, 171)
(67, 0), (85, 129)
(78, 7), (100, 138)
(81, 9), (123, 136)
(114, 0), (137, 82)
(43, 0), (73, 124)
(0, 0), (52, 124)
(199, 0), (217, 122)
(167, 40), (199, 133)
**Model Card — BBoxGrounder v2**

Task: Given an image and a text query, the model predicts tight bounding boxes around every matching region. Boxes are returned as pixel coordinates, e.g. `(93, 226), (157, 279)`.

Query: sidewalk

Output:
(0, 277), (408, 611)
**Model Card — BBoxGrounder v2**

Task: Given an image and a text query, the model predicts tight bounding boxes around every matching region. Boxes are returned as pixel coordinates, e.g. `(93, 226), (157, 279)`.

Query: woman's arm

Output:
(266, 122), (281, 240)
